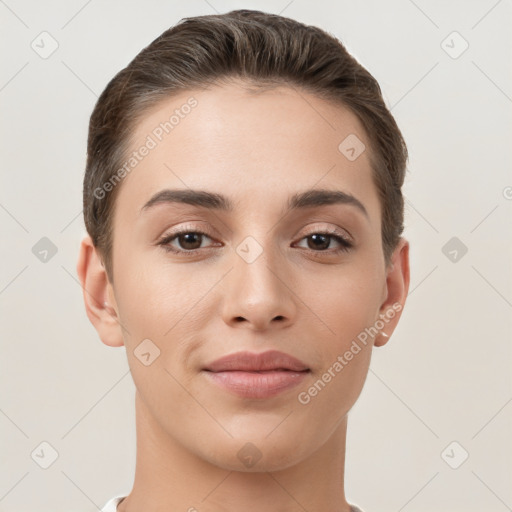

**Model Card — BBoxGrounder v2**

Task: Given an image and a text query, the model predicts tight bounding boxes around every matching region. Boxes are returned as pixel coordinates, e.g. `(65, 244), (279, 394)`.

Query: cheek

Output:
(113, 256), (217, 387)
(113, 250), (204, 336)
(309, 264), (383, 343)
(296, 274), (378, 413)
(301, 264), (381, 397)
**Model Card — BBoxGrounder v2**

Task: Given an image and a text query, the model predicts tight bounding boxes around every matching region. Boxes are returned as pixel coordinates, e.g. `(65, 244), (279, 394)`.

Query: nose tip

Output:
(221, 256), (296, 331)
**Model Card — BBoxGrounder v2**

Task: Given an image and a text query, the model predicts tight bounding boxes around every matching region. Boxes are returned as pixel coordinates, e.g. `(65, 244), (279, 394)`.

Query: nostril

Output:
(232, 315), (285, 324)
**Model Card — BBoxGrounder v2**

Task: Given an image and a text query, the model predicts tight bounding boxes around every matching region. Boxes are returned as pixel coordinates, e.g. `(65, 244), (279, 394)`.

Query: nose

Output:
(220, 243), (297, 331)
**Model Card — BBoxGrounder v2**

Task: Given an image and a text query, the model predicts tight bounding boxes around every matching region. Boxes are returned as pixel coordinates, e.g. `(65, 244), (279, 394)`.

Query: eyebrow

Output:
(140, 188), (369, 219)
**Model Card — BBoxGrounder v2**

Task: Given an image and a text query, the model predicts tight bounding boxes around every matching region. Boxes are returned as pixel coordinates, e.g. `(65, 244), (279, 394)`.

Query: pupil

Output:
(309, 234), (329, 250)
(180, 233), (201, 250)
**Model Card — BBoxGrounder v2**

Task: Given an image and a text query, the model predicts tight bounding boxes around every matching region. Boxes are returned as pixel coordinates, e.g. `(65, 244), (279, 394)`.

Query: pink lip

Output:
(204, 350), (309, 372)
(202, 350), (310, 399)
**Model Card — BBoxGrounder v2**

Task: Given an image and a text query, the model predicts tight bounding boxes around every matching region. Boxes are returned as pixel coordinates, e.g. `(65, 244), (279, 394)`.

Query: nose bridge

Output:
(221, 234), (296, 329)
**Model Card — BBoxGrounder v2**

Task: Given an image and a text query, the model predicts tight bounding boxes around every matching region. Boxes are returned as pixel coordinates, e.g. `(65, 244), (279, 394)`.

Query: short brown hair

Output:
(83, 9), (408, 282)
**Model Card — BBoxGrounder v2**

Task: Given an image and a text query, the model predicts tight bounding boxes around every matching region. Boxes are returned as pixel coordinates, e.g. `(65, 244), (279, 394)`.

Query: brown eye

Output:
(158, 230), (217, 254)
(306, 234), (331, 250)
(296, 231), (353, 253)
(176, 232), (204, 250)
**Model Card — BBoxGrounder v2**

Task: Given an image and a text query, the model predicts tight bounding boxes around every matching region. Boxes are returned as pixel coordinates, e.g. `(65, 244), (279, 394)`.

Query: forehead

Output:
(115, 81), (380, 222)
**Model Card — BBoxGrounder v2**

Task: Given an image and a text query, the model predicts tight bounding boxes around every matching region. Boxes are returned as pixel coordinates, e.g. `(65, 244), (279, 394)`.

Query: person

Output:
(76, 9), (410, 512)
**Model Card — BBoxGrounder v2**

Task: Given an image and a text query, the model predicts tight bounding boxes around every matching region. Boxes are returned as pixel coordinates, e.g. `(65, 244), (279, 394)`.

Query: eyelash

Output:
(157, 225), (353, 257)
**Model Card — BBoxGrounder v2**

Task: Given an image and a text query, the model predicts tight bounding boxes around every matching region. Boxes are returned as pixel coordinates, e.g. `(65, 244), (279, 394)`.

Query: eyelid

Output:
(159, 224), (351, 240)
(298, 224), (353, 244)
(158, 222), (217, 241)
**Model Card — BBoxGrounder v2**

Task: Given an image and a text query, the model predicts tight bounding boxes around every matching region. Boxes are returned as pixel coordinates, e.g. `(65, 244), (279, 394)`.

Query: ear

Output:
(76, 235), (124, 347)
(374, 237), (410, 347)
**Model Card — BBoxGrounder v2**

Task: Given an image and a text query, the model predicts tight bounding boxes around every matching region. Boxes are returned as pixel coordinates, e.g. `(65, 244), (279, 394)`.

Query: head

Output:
(78, 9), (410, 471)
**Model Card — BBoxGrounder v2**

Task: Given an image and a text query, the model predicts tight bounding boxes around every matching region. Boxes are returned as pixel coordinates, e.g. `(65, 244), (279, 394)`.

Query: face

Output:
(101, 81), (407, 471)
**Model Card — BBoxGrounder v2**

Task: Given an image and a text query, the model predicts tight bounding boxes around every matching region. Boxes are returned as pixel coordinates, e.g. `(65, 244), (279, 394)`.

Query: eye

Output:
(157, 229), (219, 254)
(157, 226), (353, 257)
(295, 230), (353, 253)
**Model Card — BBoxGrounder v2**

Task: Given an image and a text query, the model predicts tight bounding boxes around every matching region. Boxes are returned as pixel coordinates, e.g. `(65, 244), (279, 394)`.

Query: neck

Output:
(118, 391), (351, 512)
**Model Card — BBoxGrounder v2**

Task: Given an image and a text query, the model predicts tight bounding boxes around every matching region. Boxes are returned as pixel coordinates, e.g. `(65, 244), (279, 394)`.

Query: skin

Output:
(77, 80), (410, 512)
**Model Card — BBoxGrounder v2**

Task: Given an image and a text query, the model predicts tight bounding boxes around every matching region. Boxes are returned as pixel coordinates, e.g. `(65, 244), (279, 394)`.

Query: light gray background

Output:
(1, 1), (511, 511)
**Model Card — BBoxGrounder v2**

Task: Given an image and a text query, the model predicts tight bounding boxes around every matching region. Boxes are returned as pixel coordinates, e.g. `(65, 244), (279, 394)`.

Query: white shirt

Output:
(101, 496), (125, 511)
(101, 495), (365, 511)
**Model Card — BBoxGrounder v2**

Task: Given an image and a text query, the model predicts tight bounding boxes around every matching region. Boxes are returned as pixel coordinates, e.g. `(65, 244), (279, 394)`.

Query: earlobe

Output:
(374, 238), (410, 347)
(76, 236), (124, 347)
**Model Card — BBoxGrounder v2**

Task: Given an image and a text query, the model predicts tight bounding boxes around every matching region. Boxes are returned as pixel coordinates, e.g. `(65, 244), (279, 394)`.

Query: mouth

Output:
(202, 350), (310, 399)
(203, 349), (309, 372)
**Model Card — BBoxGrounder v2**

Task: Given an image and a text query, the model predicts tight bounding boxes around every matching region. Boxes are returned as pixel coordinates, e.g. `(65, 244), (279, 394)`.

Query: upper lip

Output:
(203, 350), (309, 372)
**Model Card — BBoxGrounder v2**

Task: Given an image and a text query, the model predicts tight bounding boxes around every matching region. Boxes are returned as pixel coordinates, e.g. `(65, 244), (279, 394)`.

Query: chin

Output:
(198, 434), (313, 473)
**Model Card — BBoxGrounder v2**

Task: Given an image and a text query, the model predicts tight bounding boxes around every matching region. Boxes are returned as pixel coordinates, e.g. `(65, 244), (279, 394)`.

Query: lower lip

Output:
(203, 370), (309, 399)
